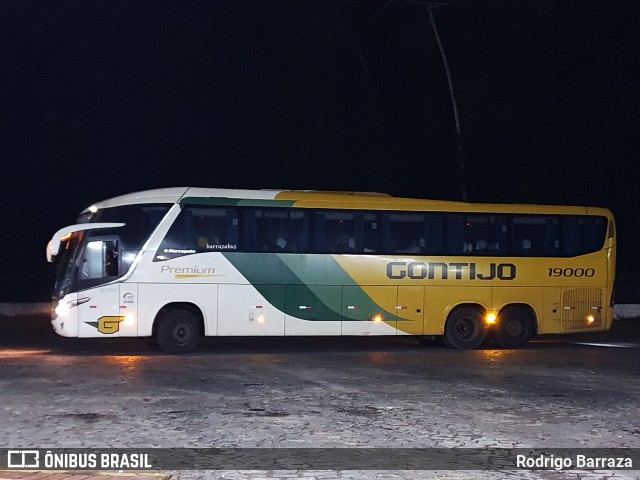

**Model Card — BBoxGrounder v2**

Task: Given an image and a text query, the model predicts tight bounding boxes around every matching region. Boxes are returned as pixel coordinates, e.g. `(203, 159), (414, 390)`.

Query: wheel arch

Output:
(443, 303), (488, 350)
(447, 302), (487, 319)
(497, 303), (538, 336)
(152, 302), (205, 337)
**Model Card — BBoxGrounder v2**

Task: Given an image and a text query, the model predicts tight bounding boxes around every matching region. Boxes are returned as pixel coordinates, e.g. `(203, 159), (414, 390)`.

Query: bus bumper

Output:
(51, 312), (78, 337)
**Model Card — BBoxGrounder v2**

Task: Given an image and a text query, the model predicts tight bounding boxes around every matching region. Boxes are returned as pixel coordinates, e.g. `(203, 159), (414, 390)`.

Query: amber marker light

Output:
(123, 313), (136, 326)
(257, 315), (266, 324)
(586, 314), (595, 324)
(372, 314), (384, 324)
(485, 312), (497, 325)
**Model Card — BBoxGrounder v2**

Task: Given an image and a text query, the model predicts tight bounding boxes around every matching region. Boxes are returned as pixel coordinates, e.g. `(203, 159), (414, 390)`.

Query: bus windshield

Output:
(51, 204), (171, 298)
(53, 231), (85, 299)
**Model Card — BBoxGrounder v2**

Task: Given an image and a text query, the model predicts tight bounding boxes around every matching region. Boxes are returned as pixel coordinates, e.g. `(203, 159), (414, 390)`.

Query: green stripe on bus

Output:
(222, 253), (398, 321)
(222, 253), (343, 320)
(280, 255), (399, 321)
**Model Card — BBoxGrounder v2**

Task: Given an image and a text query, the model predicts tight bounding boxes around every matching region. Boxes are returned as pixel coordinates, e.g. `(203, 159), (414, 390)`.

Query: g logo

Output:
(97, 316), (125, 334)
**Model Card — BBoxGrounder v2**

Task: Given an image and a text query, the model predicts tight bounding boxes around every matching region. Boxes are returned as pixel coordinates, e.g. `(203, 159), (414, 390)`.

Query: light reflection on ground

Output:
(103, 355), (145, 373)
(0, 349), (51, 358)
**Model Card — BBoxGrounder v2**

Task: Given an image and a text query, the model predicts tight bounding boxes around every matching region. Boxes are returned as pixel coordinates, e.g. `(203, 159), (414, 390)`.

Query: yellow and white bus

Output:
(46, 187), (616, 353)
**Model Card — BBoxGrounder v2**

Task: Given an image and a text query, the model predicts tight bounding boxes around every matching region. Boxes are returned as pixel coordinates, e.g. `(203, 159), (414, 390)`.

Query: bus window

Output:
(314, 212), (356, 253)
(384, 213), (425, 254)
(362, 213), (378, 253)
(244, 209), (309, 253)
(84, 204), (171, 269)
(511, 216), (547, 256)
(82, 240), (117, 279)
(445, 215), (465, 255)
(463, 216), (500, 255)
(289, 211), (310, 252)
(562, 216), (607, 256)
(423, 214), (444, 255)
(582, 216), (607, 253)
(155, 206), (240, 260)
(78, 236), (120, 289)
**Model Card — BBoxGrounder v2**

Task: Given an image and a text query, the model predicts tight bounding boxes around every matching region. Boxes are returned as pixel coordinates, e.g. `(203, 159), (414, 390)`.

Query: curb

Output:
(612, 304), (640, 319)
(0, 303), (51, 318)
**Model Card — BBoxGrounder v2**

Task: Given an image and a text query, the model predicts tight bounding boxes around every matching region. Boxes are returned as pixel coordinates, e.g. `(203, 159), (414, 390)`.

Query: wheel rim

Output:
(505, 319), (524, 338)
(172, 321), (193, 346)
(455, 317), (476, 340)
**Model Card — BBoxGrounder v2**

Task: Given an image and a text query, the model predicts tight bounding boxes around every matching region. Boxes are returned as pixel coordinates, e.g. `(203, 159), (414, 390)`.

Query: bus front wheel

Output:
(494, 306), (534, 348)
(443, 307), (486, 350)
(156, 308), (202, 354)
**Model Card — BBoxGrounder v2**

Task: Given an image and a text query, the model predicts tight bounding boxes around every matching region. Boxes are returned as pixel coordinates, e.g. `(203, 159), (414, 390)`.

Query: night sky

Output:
(2, 0), (639, 302)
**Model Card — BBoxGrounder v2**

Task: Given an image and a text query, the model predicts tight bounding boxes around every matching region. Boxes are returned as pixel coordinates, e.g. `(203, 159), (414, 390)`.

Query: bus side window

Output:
(362, 213), (378, 253)
(155, 206), (239, 260)
(384, 213), (425, 254)
(290, 210), (310, 253)
(463, 215), (498, 256)
(314, 212), (356, 253)
(254, 210), (306, 253)
(242, 209), (260, 252)
(445, 215), (465, 255)
(561, 216), (607, 257)
(582, 217), (607, 254)
(511, 216), (547, 256)
(424, 214), (444, 255)
(562, 218), (581, 257)
(81, 237), (119, 280)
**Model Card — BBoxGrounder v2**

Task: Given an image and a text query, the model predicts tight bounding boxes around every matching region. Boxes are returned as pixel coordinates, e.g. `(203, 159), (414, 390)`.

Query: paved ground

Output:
(0, 315), (639, 480)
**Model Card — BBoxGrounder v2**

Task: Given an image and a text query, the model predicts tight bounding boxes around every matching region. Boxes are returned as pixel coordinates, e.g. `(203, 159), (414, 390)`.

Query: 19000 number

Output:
(548, 267), (595, 277)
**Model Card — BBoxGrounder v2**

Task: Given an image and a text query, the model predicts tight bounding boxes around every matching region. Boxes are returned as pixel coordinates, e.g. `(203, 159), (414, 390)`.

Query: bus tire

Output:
(156, 308), (202, 354)
(443, 307), (486, 350)
(494, 306), (534, 348)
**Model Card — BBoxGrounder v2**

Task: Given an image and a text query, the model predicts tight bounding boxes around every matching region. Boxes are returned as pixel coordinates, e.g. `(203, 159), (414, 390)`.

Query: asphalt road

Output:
(1, 314), (639, 480)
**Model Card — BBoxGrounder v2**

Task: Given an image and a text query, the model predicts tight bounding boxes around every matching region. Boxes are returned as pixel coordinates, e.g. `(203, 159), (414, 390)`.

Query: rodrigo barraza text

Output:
(516, 454), (632, 470)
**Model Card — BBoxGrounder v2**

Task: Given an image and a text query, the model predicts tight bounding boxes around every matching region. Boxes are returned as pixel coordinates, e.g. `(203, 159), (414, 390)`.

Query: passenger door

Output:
(76, 236), (123, 337)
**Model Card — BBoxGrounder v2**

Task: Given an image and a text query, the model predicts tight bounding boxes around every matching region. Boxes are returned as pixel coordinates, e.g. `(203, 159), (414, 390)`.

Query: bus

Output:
(46, 187), (616, 353)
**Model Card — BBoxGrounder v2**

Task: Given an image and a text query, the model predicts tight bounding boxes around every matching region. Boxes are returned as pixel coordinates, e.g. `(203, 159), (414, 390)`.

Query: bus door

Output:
(75, 236), (126, 337)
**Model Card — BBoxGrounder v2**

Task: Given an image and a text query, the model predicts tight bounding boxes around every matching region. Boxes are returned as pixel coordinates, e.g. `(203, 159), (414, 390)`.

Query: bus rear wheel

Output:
(494, 306), (534, 348)
(156, 308), (202, 354)
(443, 307), (486, 350)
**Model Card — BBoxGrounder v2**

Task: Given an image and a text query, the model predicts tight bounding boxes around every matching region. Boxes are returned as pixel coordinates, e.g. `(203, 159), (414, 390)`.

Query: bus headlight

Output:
(55, 301), (70, 317)
(54, 297), (89, 317)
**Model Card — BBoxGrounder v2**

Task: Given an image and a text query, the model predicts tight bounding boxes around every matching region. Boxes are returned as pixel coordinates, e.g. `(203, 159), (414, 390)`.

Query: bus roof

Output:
(84, 187), (614, 218)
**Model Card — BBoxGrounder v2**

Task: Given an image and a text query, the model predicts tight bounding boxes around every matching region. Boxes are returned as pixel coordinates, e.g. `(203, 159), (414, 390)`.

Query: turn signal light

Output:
(485, 312), (497, 324)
